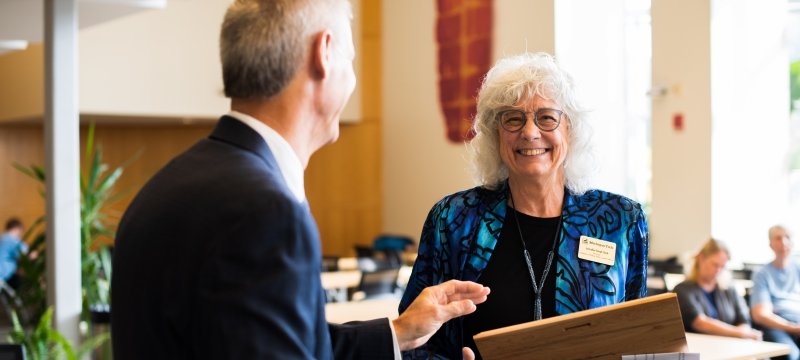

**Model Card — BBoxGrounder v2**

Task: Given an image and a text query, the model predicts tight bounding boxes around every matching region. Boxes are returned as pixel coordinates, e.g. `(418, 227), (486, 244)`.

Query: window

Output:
(555, 0), (652, 207)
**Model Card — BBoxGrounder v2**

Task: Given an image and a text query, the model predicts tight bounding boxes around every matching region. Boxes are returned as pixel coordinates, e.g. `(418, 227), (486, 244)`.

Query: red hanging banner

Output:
(436, 0), (493, 143)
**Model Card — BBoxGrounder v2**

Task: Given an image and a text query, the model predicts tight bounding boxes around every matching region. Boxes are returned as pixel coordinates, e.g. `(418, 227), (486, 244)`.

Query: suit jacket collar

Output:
(209, 115), (278, 170)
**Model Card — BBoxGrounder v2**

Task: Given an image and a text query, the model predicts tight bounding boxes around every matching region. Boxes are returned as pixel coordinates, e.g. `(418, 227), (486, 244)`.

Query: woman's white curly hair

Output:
(468, 52), (595, 194)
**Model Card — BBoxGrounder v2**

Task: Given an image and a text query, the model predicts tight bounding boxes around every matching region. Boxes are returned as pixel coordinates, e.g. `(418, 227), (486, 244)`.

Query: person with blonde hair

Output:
(673, 238), (761, 340)
(399, 52), (649, 359)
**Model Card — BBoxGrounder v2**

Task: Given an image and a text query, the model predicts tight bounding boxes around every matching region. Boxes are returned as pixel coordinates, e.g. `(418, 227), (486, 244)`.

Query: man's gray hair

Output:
(768, 224), (789, 242)
(468, 52), (595, 194)
(220, 0), (351, 99)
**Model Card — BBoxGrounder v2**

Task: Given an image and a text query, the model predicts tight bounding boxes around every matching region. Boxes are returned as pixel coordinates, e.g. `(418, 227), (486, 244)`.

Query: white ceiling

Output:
(0, 0), (166, 54)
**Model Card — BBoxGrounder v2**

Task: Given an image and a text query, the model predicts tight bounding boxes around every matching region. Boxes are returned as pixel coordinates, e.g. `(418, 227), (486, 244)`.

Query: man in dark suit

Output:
(110, 0), (490, 359)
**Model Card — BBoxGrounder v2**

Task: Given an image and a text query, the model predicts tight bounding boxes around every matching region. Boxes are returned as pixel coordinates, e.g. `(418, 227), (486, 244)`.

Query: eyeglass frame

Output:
(495, 107), (566, 133)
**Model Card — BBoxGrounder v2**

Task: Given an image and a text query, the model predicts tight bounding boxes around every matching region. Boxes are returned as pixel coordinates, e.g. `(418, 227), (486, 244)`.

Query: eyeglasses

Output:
(496, 108), (564, 132)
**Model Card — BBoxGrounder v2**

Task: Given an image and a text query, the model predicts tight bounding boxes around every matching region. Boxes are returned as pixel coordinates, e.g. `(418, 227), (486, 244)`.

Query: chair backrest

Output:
(742, 262), (763, 274)
(321, 256), (339, 272)
(663, 273), (686, 291)
(649, 257), (684, 276)
(356, 268), (400, 300)
(731, 268), (753, 280)
(0, 344), (25, 360)
(354, 245), (375, 258)
(373, 235), (414, 267)
(373, 235), (414, 251)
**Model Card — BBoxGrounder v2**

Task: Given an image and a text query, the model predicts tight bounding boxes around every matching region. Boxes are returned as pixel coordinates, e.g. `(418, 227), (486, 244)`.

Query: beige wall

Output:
(650, 0), (713, 259)
(382, 0), (472, 240)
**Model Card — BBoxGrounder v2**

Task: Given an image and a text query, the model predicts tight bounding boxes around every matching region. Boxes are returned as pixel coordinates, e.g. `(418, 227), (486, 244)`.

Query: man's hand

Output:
(392, 280), (490, 351)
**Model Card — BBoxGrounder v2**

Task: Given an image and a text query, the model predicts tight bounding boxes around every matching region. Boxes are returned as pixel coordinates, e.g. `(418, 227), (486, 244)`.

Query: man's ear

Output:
(311, 30), (334, 80)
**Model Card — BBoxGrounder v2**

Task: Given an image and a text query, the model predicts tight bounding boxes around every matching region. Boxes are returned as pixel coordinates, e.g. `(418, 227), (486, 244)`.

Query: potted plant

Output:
(9, 123), (132, 356)
(8, 307), (108, 360)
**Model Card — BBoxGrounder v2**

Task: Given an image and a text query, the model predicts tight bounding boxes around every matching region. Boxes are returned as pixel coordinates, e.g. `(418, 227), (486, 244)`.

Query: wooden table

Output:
(686, 332), (790, 360)
(320, 270), (361, 302)
(320, 266), (413, 303)
(648, 274), (754, 295)
(325, 298), (401, 323)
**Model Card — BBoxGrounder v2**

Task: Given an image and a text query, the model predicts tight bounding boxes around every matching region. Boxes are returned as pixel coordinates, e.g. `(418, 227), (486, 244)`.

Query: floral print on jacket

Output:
(398, 183), (649, 359)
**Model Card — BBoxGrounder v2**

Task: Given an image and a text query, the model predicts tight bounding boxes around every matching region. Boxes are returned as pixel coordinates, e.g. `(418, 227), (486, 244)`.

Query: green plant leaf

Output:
(48, 327), (76, 360)
(94, 166), (122, 202)
(84, 123), (95, 170)
(12, 123), (137, 352)
(75, 332), (109, 359)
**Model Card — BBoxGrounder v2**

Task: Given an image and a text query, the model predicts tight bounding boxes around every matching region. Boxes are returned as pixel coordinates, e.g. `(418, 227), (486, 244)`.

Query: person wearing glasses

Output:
(398, 52), (649, 359)
(673, 238), (761, 340)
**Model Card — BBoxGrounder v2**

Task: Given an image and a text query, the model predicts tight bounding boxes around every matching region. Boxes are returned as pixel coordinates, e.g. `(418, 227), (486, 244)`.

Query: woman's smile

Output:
(516, 148), (549, 156)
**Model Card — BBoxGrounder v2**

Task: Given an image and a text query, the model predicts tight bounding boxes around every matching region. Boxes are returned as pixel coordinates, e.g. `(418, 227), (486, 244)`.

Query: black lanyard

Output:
(508, 188), (562, 321)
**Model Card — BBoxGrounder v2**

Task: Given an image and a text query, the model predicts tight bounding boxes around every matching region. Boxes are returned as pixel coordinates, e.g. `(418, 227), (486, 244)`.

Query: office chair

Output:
(373, 235), (414, 267)
(0, 280), (24, 327)
(351, 268), (401, 301)
(0, 344), (24, 360)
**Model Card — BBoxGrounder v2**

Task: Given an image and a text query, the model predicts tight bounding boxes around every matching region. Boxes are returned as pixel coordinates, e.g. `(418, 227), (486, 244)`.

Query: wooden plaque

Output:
(473, 293), (688, 360)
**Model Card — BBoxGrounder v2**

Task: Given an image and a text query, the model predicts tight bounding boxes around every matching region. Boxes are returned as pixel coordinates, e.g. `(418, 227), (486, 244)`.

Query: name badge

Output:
(578, 236), (616, 266)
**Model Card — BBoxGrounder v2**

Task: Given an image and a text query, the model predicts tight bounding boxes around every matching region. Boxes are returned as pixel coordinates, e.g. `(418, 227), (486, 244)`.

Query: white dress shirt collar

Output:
(226, 111), (306, 203)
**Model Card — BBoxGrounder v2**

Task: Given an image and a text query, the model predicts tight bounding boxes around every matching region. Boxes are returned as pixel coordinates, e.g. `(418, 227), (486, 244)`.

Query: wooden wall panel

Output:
(306, 0), (383, 257)
(0, 44), (43, 122)
(0, 125), (46, 229)
(307, 121), (382, 256)
(0, 123), (214, 238)
(89, 124), (215, 228)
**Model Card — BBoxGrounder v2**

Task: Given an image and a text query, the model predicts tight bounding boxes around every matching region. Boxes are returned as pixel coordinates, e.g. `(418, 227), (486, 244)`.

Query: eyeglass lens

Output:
(499, 109), (562, 132)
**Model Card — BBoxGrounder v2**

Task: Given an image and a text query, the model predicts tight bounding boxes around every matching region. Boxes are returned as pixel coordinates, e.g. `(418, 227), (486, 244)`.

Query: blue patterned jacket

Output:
(398, 183), (649, 359)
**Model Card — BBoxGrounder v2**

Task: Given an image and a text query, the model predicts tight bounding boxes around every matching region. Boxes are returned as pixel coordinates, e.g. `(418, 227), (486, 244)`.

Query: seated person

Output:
(751, 225), (800, 360)
(673, 238), (761, 339)
(0, 218), (27, 288)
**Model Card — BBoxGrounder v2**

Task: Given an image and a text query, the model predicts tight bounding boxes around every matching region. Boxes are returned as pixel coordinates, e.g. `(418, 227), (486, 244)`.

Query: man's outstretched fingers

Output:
(442, 299), (478, 318)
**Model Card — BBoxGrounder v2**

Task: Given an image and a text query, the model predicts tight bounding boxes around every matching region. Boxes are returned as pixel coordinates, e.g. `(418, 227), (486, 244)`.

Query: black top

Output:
(463, 205), (560, 358)
(673, 280), (750, 333)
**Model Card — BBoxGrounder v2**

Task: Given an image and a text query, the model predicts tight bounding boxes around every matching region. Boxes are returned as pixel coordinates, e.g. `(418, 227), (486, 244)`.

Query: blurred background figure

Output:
(0, 218), (26, 289)
(673, 238), (761, 340)
(751, 225), (800, 360)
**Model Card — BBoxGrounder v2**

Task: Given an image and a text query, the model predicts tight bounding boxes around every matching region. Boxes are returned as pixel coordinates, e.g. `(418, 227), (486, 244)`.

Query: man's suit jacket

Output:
(111, 116), (394, 359)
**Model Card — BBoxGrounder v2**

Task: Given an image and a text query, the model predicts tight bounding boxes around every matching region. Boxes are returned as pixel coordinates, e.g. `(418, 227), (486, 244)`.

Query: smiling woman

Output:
(398, 52), (650, 359)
